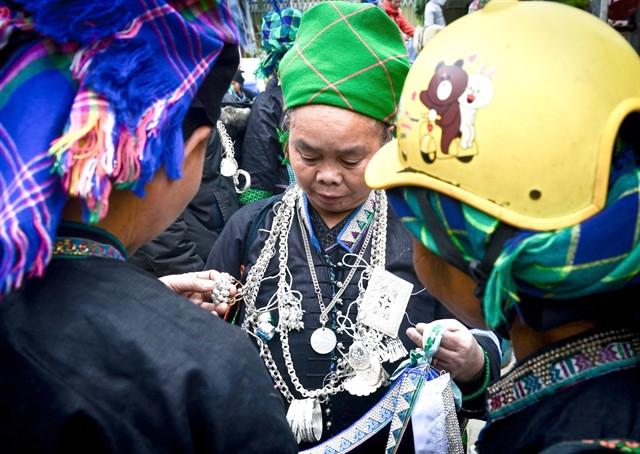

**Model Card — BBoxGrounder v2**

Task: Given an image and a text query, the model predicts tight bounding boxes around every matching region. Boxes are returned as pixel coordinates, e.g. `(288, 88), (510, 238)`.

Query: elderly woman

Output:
(365, 1), (640, 453)
(204, 2), (501, 452)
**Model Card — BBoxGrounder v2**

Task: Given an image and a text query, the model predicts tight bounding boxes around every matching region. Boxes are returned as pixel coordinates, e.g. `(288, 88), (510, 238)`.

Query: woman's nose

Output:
(316, 163), (342, 184)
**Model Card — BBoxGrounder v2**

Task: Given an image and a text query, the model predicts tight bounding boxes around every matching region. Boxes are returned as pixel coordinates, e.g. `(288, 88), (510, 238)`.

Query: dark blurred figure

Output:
(238, 8), (302, 205)
(443, 0), (471, 23)
(223, 69), (257, 103)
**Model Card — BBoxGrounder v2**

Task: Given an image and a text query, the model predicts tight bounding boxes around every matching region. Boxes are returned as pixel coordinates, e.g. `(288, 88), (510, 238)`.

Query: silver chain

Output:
(240, 184), (390, 402)
(216, 120), (251, 194)
(296, 191), (375, 327)
(216, 120), (235, 159)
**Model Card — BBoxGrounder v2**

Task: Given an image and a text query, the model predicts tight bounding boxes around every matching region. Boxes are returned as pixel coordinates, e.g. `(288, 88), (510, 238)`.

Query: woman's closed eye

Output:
(300, 153), (320, 163)
(341, 158), (361, 168)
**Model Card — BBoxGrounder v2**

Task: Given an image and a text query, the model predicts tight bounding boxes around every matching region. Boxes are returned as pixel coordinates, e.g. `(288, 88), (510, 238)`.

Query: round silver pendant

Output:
(220, 157), (238, 177)
(310, 327), (337, 354)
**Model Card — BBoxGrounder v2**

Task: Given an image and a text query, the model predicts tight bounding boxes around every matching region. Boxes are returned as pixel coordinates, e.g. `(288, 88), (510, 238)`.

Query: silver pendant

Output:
(359, 267), (413, 338)
(358, 353), (384, 386)
(233, 169), (251, 194)
(286, 398), (322, 443)
(343, 355), (385, 396)
(220, 157), (238, 177)
(310, 327), (337, 354)
(348, 341), (371, 371)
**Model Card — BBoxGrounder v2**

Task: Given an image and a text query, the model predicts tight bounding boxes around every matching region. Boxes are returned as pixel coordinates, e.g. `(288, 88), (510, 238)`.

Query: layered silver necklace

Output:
(240, 184), (413, 443)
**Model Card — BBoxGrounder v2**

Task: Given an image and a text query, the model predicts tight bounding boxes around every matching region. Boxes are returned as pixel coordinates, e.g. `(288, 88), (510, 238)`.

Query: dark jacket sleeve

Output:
(204, 198), (272, 279)
(129, 215), (204, 276)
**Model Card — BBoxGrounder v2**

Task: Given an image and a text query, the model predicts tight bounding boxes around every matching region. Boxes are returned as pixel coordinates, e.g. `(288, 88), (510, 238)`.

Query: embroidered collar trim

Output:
(486, 328), (640, 421)
(53, 221), (127, 261)
(301, 192), (377, 254)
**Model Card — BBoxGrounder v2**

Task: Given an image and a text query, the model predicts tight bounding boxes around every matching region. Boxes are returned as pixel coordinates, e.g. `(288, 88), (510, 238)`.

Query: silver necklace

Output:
(240, 184), (413, 443)
(297, 191), (375, 355)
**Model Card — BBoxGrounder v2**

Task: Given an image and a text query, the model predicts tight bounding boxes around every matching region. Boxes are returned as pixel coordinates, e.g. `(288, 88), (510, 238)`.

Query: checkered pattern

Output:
(0, 0), (238, 297)
(392, 161), (640, 330)
(279, 1), (410, 125)
(255, 8), (302, 80)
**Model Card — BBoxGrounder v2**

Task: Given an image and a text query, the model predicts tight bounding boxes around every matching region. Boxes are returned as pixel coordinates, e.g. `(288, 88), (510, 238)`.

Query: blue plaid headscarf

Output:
(0, 0), (238, 297)
(391, 139), (640, 330)
(254, 7), (302, 80)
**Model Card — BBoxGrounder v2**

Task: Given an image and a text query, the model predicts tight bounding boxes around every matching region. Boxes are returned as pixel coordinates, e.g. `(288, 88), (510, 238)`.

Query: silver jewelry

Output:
(310, 327), (338, 355)
(297, 193), (375, 354)
(216, 120), (251, 194)
(348, 342), (371, 371)
(358, 267), (413, 339)
(239, 184), (413, 438)
(210, 272), (233, 305)
(287, 398), (323, 443)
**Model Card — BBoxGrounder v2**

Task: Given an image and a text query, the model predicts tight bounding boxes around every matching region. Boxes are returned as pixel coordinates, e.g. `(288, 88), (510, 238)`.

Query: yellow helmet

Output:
(366, 0), (640, 231)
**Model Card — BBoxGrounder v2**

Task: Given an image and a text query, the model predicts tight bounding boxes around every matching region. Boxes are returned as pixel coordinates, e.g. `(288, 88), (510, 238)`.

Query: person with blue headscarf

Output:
(0, 1), (297, 451)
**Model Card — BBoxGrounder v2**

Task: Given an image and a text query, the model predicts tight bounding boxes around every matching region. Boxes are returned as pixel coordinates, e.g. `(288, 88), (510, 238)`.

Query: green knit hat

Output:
(279, 1), (410, 125)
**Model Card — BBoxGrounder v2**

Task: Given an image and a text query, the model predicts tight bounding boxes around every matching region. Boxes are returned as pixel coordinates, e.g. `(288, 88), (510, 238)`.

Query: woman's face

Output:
(288, 104), (386, 227)
(411, 237), (487, 328)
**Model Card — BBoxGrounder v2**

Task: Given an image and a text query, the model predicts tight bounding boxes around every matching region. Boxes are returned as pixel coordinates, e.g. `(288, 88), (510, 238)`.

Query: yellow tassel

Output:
(49, 94), (104, 158)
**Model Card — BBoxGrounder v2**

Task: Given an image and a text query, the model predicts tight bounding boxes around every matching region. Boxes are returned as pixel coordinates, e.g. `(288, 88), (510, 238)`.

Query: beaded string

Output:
(53, 237), (125, 261)
(461, 348), (490, 402)
(486, 328), (640, 419)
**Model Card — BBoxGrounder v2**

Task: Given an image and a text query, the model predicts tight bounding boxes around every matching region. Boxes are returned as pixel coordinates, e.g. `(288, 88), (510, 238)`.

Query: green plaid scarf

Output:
(255, 8), (301, 81)
(390, 146), (640, 330)
(279, 1), (409, 125)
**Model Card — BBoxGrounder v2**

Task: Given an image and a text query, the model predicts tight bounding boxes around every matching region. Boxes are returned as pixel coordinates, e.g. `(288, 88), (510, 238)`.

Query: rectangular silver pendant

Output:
(359, 267), (413, 338)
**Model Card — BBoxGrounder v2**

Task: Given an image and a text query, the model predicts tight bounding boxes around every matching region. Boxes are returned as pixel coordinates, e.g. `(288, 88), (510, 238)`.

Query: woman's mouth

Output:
(316, 193), (342, 205)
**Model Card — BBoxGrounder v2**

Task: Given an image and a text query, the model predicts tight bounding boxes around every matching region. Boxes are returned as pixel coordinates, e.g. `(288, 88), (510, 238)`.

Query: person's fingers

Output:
(406, 327), (423, 348)
(190, 276), (217, 293)
(193, 269), (216, 280)
(213, 302), (229, 317)
(160, 272), (214, 294)
(187, 292), (205, 305)
(200, 301), (220, 313)
(413, 322), (429, 335)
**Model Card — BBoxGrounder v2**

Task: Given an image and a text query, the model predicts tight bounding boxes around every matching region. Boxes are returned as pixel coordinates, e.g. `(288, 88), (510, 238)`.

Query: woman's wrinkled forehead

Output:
(285, 105), (392, 150)
(288, 105), (384, 156)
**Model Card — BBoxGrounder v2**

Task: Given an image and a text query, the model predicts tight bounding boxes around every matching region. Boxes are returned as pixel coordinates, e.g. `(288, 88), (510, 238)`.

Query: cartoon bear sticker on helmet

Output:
(367, 0), (640, 231)
(413, 56), (494, 164)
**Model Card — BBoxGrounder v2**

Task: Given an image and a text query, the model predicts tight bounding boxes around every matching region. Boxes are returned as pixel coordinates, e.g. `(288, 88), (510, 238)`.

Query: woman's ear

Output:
(184, 125), (212, 158)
